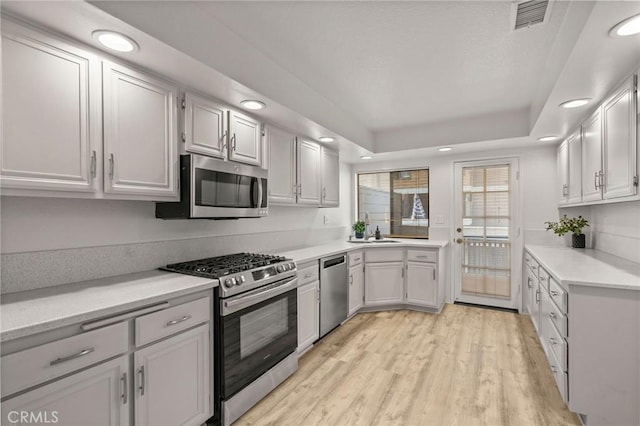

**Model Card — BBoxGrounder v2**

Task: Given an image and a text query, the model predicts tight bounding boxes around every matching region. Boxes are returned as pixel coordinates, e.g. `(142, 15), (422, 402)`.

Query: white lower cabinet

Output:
(405, 261), (437, 307)
(1, 356), (129, 426)
(297, 280), (320, 353)
(364, 262), (404, 307)
(134, 324), (210, 426)
(348, 263), (364, 316)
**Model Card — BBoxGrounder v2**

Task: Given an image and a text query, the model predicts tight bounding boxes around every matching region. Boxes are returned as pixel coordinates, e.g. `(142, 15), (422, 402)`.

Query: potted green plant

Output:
(544, 215), (589, 248)
(353, 220), (366, 239)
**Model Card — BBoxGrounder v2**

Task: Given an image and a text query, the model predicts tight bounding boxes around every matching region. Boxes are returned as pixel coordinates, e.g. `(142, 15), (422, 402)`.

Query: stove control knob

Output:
(276, 265), (285, 273)
(288, 262), (296, 270)
(224, 278), (235, 288)
(238, 275), (246, 284)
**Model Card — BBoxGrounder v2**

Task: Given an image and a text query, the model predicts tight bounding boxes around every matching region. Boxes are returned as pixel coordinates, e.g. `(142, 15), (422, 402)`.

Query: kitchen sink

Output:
(347, 239), (399, 244)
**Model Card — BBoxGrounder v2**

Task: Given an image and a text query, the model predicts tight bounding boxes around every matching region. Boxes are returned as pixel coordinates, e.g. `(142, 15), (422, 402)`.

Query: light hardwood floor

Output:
(236, 304), (580, 426)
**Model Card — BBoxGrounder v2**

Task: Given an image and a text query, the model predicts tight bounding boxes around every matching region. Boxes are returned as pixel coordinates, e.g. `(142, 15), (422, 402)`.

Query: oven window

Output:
(240, 298), (288, 358)
(195, 169), (258, 208)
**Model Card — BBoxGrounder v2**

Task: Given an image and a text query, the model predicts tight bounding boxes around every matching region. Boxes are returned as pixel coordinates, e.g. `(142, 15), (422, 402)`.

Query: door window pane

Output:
(240, 298), (288, 359)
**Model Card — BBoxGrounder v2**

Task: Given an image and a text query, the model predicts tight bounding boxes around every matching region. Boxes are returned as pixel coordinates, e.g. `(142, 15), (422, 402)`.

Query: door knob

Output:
(456, 238), (464, 244)
(456, 228), (462, 233)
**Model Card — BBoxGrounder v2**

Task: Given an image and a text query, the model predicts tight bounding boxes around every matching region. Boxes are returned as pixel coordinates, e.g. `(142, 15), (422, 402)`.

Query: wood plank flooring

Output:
(235, 304), (580, 426)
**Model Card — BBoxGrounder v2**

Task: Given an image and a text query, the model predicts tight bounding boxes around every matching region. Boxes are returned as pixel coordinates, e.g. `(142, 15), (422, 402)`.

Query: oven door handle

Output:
(222, 276), (298, 315)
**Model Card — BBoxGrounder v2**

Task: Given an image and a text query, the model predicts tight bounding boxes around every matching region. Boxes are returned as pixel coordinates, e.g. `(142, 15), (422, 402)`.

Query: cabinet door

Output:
(266, 126), (297, 205)
(406, 261), (437, 308)
(134, 324), (210, 426)
(581, 109), (604, 202)
(602, 77), (638, 200)
(228, 110), (261, 166)
(1, 356), (129, 426)
(364, 262), (404, 306)
(183, 92), (227, 159)
(320, 147), (340, 207)
(567, 131), (582, 204)
(103, 61), (178, 200)
(1, 22), (99, 193)
(296, 139), (322, 206)
(557, 141), (570, 205)
(348, 264), (364, 317)
(297, 281), (319, 352)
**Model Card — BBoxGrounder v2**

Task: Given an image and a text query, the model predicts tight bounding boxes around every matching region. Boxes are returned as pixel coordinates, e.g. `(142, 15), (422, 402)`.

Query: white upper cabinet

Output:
(228, 110), (262, 166)
(182, 92), (227, 159)
(567, 130), (582, 204)
(266, 125), (297, 205)
(102, 61), (178, 200)
(296, 139), (322, 206)
(581, 109), (604, 202)
(602, 76), (638, 200)
(557, 141), (570, 205)
(320, 147), (340, 207)
(1, 21), (100, 193)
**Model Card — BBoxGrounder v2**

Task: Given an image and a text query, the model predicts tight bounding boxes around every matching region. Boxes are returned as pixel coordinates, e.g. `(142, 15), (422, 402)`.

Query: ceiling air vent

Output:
(512, 0), (551, 30)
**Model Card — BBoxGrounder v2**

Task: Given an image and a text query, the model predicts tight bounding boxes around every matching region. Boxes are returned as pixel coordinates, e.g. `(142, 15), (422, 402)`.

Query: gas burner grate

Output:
(164, 252), (288, 279)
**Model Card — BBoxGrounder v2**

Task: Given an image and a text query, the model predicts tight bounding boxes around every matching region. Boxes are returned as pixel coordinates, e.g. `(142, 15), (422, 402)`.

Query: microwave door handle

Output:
(257, 178), (264, 209)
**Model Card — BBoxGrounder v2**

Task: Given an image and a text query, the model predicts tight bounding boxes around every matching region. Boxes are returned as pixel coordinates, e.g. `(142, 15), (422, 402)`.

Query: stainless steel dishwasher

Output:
(319, 253), (348, 338)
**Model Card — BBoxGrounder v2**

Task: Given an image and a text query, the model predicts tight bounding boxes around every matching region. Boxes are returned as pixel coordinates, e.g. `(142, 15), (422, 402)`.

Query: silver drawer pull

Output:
(416, 255), (429, 259)
(50, 348), (95, 366)
(166, 315), (192, 326)
(304, 273), (313, 279)
(549, 312), (557, 319)
(550, 365), (558, 374)
(549, 337), (558, 345)
(550, 290), (560, 297)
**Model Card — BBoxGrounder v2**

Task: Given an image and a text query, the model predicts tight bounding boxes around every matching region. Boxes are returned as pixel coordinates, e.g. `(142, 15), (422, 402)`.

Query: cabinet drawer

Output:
(545, 316), (568, 372)
(548, 347), (568, 404)
(298, 263), (319, 286)
(524, 252), (539, 273)
(547, 298), (568, 338)
(1, 322), (128, 398)
(406, 249), (437, 263)
(348, 251), (363, 266)
(136, 297), (210, 347)
(538, 268), (550, 291)
(365, 249), (403, 263)
(549, 278), (568, 314)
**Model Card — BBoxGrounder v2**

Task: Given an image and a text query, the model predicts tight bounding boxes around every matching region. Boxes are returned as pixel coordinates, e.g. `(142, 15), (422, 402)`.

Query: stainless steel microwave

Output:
(156, 154), (268, 219)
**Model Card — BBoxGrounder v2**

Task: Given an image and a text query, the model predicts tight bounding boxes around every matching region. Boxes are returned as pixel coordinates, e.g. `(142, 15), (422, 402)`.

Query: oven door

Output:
(219, 276), (298, 399)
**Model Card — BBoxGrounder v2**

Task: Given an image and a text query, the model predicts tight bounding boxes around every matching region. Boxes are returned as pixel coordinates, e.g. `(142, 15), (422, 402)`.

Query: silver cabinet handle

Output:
(594, 171), (600, 190)
(90, 150), (97, 178)
(108, 153), (114, 178)
(535, 290), (540, 303)
(138, 366), (145, 396)
(231, 133), (236, 151)
(550, 365), (558, 374)
(599, 170), (604, 189)
(166, 315), (191, 326)
(304, 273), (313, 279)
(433, 269), (436, 280)
(549, 311), (557, 319)
(121, 373), (128, 404)
(550, 290), (560, 297)
(50, 348), (95, 366)
(527, 277), (532, 289)
(549, 337), (558, 346)
(354, 257), (361, 262)
(222, 130), (228, 149)
(350, 274), (353, 285)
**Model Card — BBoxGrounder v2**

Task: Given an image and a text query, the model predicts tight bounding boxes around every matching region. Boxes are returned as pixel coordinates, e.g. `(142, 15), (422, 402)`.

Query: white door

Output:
(1, 22), (100, 193)
(348, 264), (364, 316)
(102, 61), (178, 200)
(183, 92), (227, 159)
(1, 356), (129, 426)
(406, 261), (437, 308)
(602, 77), (637, 200)
(134, 325), (210, 426)
(296, 139), (322, 206)
(266, 125), (297, 205)
(320, 147), (340, 207)
(228, 110), (261, 166)
(581, 109), (604, 202)
(364, 262), (404, 306)
(453, 159), (519, 310)
(297, 281), (319, 352)
(567, 130), (582, 204)
(557, 141), (570, 205)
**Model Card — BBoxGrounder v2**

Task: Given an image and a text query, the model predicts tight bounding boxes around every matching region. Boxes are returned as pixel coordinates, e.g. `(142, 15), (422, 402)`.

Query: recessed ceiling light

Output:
(92, 30), (138, 53)
(610, 13), (640, 37)
(559, 98), (591, 109)
(438, 147), (453, 152)
(538, 136), (559, 142)
(240, 100), (266, 110)
(360, 155), (372, 160)
(319, 136), (335, 143)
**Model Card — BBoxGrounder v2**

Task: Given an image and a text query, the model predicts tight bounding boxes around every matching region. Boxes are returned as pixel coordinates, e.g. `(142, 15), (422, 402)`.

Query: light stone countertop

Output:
(525, 244), (640, 291)
(0, 270), (218, 342)
(278, 238), (449, 265)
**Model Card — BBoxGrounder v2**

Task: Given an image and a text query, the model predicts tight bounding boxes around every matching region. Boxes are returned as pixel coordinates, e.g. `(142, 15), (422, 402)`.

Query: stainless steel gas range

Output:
(164, 253), (298, 425)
